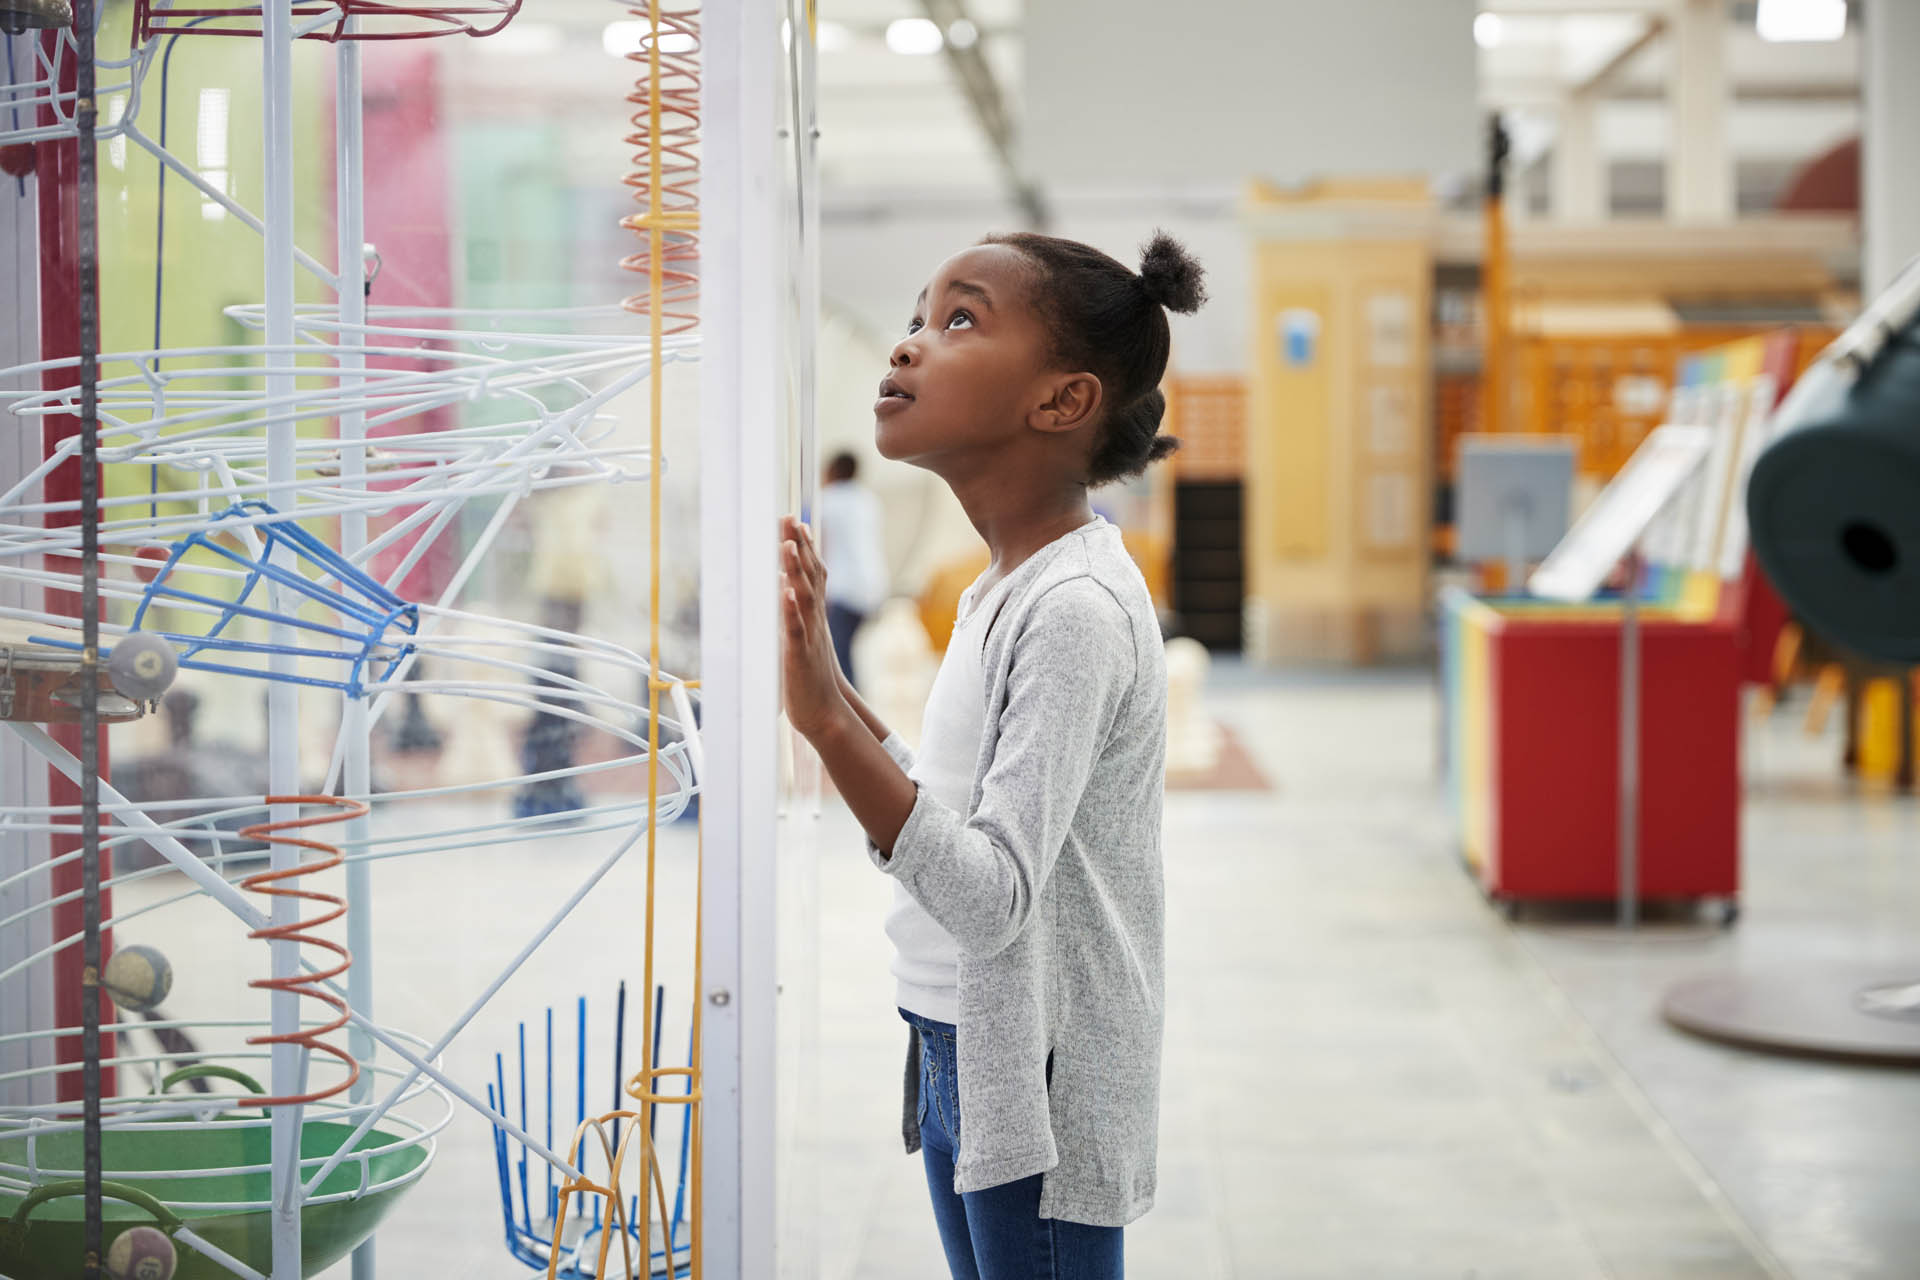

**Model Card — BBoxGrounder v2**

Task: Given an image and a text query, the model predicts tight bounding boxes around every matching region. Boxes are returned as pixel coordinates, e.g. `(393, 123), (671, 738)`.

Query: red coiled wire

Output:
(619, 2), (701, 330)
(133, 0), (523, 42)
(238, 796), (365, 1107)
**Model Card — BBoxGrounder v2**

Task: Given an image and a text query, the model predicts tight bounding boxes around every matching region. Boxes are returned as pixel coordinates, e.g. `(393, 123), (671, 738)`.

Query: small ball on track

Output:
(107, 634), (178, 702)
(106, 1224), (177, 1280)
(102, 944), (173, 1014)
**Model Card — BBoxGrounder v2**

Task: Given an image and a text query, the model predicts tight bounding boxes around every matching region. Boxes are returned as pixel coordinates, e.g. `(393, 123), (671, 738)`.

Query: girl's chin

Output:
(872, 419), (911, 462)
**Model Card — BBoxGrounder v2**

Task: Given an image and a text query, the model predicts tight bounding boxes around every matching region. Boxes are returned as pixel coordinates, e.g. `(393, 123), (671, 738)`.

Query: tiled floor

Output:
(102, 666), (1918, 1278)
(1515, 701), (1920, 1280)
(825, 668), (1769, 1280)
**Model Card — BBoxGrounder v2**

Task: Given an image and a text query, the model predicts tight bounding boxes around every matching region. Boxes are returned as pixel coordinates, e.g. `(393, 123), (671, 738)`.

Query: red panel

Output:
(1738, 558), (1790, 686)
(327, 46), (457, 603)
(1485, 614), (1740, 903)
(35, 30), (115, 1098)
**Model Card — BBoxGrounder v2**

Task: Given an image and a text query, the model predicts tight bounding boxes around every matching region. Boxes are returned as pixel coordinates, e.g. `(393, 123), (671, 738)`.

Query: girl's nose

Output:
(889, 335), (917, 367)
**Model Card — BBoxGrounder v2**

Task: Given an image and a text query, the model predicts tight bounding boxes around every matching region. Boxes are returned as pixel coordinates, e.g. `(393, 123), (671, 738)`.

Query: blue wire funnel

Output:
(34, 501), (418, 699)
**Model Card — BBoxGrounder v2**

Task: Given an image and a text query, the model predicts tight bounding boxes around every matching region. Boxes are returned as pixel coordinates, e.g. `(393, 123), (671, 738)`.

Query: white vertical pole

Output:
(0, 35), (55, 1114)
(787, 14), (822, 1277)
(1552, 92), (1603, 222)
(1667, 0), (1731, 223)
(261, 0), (305, 1274)
(334, 27), (377, 1280)
(700, 0), (782, 1274)
(1863, 0), (1920, 297)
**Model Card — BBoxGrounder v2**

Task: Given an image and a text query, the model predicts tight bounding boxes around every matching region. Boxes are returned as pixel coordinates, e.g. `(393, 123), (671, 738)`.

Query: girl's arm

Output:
(782, 517), (917, 849)
(876, 578), (1135, 957)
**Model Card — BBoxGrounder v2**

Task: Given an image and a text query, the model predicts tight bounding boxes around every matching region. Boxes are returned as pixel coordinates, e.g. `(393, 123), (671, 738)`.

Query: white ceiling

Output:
(816, 0), (1859, 210)
(449, 1), (1862, 212)
(1478, 6), (1859, 105)
(814, 0), (1021, 193)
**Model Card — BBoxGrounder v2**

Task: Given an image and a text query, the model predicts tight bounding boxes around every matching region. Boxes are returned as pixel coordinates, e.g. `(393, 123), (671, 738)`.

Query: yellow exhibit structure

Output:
(1241, 179), (1434, 664)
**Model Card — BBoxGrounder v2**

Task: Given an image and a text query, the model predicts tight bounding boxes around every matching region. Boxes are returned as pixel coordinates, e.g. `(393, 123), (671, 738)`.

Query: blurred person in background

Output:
(818, 450), (889, 687)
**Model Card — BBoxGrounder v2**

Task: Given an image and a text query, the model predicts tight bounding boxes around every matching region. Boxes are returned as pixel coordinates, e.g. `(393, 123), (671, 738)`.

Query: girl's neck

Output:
(947, 470), (1094, 582)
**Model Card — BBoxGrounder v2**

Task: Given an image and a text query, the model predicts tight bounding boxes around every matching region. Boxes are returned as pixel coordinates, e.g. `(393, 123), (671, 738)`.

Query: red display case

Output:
(1443, 594), (1741, 909)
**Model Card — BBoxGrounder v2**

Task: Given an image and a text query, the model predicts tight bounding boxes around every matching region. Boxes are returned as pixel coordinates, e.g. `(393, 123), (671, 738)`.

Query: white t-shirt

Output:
(885, 569), (1014, 1023)
(817, 480), (888, 614)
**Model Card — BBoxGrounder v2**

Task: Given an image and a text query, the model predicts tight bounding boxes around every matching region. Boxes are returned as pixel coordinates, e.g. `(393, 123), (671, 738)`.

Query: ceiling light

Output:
(603, 19), (698, 58)
(946, 18), (978, 50)
(884, 17), (942, 55)
(1473, 11), (1503, 50)
(1756, 0), (1846, 42)
(815, 19), (852, 52)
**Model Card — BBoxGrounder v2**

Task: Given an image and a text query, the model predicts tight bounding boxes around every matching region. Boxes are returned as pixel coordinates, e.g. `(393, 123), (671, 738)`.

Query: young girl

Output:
(780, 230), (1205, 1280)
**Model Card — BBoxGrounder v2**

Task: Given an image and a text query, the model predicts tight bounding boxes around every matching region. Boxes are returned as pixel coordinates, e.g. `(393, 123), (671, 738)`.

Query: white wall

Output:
(1024, 0), (1479, 190)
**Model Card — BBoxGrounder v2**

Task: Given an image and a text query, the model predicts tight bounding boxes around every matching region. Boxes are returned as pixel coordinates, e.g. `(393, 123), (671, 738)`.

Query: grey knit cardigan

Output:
(870, 518), (1166, 1228)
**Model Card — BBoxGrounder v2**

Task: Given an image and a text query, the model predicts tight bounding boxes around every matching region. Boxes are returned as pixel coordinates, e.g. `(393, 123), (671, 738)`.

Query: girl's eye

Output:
(947, 311), (974, 330)
(905, 318), (924, 336)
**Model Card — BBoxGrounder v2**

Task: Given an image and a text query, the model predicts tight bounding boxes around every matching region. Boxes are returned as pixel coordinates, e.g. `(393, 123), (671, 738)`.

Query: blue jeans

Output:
(902, 1009), (1124, 1280)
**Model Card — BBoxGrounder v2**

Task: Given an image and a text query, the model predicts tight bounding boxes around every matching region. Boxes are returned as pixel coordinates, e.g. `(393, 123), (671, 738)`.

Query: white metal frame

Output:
(0, 29), (54, 1120)
(698, 0), (788, 1273)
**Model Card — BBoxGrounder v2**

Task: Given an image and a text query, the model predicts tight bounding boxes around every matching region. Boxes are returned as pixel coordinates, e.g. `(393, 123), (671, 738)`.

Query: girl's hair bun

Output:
(1137, 230), (1207, 315)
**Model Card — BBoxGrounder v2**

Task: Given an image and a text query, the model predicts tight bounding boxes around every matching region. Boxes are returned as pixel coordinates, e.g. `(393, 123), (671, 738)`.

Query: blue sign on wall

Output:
(1280, 308), (1321, 368)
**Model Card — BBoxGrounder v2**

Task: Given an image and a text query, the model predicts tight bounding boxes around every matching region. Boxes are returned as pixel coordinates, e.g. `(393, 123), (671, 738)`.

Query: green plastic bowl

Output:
(0, 1117), (430, 1279)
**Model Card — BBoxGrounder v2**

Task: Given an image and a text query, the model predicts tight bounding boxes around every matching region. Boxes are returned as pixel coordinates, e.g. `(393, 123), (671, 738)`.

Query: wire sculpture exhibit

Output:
(1, 2), (713, 1276)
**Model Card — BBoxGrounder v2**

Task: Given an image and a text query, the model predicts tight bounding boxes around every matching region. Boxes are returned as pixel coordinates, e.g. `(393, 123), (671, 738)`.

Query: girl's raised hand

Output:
(780, 515), (847, 739)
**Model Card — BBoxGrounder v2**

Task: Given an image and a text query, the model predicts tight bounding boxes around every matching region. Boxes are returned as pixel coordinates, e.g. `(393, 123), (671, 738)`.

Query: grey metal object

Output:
(75, 0), (104, 1270)
(1664, 968), (1920, 1066)
(1687, 259), (1920, 1070)
(1618, 550), (1640, 930)
(1456, 435), (1577, 590)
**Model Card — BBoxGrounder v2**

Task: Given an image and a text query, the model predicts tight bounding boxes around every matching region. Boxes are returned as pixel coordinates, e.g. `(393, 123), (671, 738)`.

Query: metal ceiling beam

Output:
(917, 0), (1049, 228)
(1576, 14), (1666, 96)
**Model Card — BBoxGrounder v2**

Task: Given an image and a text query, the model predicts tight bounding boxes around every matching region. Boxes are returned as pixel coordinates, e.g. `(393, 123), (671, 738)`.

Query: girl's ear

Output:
(1030, 372), (1103, 435)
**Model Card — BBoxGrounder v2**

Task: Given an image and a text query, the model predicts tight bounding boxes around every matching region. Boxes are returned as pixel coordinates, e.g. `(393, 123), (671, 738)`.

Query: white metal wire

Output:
(1, 15), (156, 148)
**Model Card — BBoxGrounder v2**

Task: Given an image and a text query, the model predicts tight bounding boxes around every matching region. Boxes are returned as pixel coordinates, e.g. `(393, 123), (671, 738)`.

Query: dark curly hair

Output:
(983, 229), (1207, 486)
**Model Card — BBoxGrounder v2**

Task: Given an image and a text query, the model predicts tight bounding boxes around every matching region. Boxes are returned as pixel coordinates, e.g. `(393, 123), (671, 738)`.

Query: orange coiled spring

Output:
(238, 796), (366, 1107)
(619, 2), (701, 330)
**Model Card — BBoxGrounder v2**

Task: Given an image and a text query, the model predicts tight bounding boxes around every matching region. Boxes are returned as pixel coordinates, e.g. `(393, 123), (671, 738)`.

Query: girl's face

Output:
(875, 245), (1093, 475)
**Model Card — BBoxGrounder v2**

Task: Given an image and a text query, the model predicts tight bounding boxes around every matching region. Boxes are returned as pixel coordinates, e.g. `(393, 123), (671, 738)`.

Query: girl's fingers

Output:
(781, 532), (827, 617)
(785, 536), (825, 593)
(783, 542), (816, 601)
(801, 537), (828, 592)
(794, 522), (822, 570)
